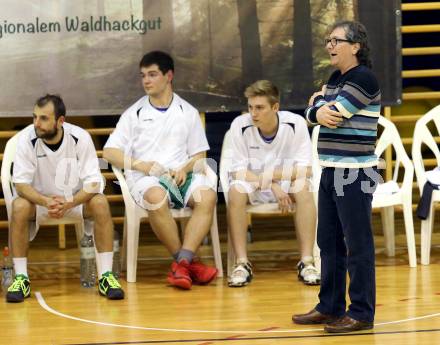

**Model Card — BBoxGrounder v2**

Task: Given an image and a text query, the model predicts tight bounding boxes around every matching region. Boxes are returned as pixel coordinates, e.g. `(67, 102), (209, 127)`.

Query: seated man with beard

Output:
(6, 94), (124, 303)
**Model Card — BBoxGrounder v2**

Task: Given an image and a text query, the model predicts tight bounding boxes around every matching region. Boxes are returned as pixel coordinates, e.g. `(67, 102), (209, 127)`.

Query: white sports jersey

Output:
(13, 123), (103, 198)
(104, 93), (209, 187)
(229, 111), (312, 174)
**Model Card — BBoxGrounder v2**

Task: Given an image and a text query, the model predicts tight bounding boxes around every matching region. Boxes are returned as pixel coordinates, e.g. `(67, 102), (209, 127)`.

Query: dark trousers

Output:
(315, 167), (377, 323)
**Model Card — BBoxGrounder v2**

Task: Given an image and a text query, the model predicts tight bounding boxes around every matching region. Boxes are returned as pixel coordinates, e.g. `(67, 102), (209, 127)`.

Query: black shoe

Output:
(98, 272), (124, 300)
(6, 274), (31, 303)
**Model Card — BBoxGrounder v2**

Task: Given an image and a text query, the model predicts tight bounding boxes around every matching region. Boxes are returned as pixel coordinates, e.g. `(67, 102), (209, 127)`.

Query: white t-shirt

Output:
(228, 111), (312, 175)
(13, 123), (103, 198)
(104, 93), (209, 186)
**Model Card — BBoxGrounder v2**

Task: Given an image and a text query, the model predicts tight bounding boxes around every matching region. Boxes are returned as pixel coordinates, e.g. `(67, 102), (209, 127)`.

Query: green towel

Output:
(159, 172), (193, 209)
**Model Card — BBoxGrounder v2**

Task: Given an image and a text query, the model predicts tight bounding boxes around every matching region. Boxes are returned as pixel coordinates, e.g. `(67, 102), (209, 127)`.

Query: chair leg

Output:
(421, 202), (435, 265)
(74, 222), (84, 249)
(209, 209), (223, 277)
(227, 227), (236, 277)
(126, 215), (141, 283)
(402, 200), (417, 268)
(381, 206), (395, 257)
(58, 224), (66, 249)
(121, 213), (128, 272)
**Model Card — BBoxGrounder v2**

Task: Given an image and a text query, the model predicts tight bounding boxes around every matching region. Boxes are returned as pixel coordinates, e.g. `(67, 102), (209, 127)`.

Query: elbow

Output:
(102, 148), (115, 165)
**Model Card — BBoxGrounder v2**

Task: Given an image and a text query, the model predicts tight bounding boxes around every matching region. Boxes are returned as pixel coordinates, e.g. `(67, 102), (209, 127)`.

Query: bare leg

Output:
(11, 198), (35, 258)
(227, 185), (250, 260)
(143, 186), (181, 254)
(183, 188), (217, 252)
(291, 180), (316, 259)
(84, 194), (113, 253)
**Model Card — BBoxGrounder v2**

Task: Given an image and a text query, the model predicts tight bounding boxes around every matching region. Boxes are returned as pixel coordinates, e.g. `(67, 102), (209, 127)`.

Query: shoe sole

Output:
(324, 324), (374, 333)
(167, 276), (192, 290)
(99, 289), (125, 300)
(228, 275), (252, 287)
(293, 317), (337, 325)
(6, 293), (30, 303)
(298, 275), (320, 286)
(193, 270), (218, 285)
(228, 281), (249, 287)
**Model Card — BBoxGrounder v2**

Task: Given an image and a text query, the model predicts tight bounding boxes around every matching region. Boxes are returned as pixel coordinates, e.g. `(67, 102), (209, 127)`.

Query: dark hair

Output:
(139, 51), (174, 74)
(35, 94), (66, 119)
(331, 21), (372, 68)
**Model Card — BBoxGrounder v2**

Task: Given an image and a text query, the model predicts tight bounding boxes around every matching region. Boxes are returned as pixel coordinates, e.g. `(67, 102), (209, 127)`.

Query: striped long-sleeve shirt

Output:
(305, 64), (381, 168)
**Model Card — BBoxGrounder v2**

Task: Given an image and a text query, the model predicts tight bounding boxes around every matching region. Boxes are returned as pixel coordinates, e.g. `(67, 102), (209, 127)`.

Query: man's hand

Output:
(308, 85), (327, 106)
(271, 183), (292, 214)
(316, 101), (343, 129)
(170, 169), (187, 187)
(46, 196), (74, 219)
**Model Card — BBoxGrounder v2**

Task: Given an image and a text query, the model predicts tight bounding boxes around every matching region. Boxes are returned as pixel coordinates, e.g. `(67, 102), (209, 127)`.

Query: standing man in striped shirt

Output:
(292, 21), (381, 333)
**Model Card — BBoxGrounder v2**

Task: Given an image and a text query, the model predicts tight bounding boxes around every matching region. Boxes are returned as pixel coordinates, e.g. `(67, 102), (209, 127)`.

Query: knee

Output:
(12, 198), (33, 221)
(143, 187), (168, 210)
(88, 194), (111, 216)
(193, 188), (217, 210)
(228, 185), (248, 208)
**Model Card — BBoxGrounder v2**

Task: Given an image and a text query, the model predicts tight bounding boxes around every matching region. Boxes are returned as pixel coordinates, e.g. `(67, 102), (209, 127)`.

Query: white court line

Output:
(35, 292), (440, 334)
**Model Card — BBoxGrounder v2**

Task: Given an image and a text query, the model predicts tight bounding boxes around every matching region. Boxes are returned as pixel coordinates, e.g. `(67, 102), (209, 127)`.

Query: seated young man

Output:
(226, 80), (320, 287)
(103, 51), (218, 290)
(7, 94), (124, 303)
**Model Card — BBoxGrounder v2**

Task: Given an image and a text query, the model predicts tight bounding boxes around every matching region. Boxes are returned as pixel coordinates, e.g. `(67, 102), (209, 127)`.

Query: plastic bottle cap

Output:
(3, 246), (9, 257)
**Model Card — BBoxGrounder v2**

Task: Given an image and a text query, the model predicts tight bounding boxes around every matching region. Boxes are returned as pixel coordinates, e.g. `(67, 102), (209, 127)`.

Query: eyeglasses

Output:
(324, 38), (355, 47)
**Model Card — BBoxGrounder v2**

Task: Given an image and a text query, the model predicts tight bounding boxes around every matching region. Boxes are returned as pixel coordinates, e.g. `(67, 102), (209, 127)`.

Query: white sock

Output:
(301, 256), (314, 265)
(237, 257), (249, 264)
(98, 252), (113, 277)
(13, 257), (28, 277)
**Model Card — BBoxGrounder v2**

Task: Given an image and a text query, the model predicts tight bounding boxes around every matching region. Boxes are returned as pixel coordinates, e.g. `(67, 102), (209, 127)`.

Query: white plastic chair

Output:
(219, 129), (319, 276)
(112, 165), (223, 283)
(412, 105), (440, 265)
(0, 132), (101, 270)
(311, 116), (417, 267)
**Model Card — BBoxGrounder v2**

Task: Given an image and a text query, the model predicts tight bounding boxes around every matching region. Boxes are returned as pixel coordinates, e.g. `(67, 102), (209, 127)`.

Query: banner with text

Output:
(0, 0), (400, 116)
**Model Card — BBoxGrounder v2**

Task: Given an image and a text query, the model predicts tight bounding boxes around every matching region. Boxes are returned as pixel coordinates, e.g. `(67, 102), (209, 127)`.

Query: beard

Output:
(35, 125), (58, 140)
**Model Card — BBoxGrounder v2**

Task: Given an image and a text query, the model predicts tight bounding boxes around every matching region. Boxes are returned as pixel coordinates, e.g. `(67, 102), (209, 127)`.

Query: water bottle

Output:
(80, 235), (96, 287)
(112, 230), (121, 278)
(1, 246), (14, 293)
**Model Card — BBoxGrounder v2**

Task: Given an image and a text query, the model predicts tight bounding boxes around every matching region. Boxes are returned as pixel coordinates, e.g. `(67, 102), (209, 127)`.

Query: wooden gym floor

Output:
(1, 206), (440, 345)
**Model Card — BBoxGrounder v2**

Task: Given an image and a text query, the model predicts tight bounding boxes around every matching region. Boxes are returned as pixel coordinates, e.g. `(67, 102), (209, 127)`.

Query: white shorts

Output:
(130, 173), (216, 210)
(229, 180), (292, 205)
(30, 204), (85, 241)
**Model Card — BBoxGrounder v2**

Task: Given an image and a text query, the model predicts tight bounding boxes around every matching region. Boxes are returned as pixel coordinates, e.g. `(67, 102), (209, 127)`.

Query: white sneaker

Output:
(297, 261), (320, 286)
(228, 261), (253, 287)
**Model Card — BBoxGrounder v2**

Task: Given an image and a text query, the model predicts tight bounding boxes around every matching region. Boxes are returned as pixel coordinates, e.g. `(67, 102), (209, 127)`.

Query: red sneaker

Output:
(189, 259), (218, 285)
(167, 260), (192, 290)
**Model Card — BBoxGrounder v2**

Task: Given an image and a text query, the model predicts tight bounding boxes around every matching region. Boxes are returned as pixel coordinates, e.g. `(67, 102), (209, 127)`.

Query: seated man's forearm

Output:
(179, 152), (206, 174)
(232, 165), (311, 190)
(70, 187), (98, 208)
(272, 166), (312, 181)
(103, 147), (154, 175)
(15, 183), (49, 207)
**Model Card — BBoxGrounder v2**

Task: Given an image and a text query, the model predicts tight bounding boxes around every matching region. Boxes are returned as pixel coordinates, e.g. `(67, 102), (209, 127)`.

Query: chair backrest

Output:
(1, 132), (20, 222)
(412, 105), (440, 192)
(219, 130), (234, 205)
(111, 165), (137, 210)
(375, 115), (414, 189)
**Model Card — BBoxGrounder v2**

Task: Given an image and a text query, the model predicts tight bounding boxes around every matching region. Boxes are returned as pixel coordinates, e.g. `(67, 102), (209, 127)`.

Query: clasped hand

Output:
(46, 195), (73, 219)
